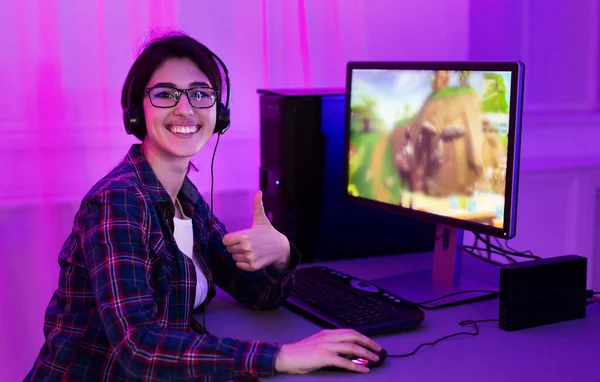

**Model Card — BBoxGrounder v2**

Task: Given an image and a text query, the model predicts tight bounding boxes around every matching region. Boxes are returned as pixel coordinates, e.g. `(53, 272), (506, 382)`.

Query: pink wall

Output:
(0, 1), (470, 379)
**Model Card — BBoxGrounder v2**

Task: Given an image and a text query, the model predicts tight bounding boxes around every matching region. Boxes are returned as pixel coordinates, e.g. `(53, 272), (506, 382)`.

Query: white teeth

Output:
(168, 125), (199, 134)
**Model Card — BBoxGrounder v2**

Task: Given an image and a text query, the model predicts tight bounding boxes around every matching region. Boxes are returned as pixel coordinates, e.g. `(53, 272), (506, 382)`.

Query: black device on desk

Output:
(271, 61), (526, 334)
(499, 254), (588, 331)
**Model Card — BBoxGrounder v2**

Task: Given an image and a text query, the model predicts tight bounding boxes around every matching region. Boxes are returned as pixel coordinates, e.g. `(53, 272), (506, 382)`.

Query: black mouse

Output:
(323, 348), (388, 372)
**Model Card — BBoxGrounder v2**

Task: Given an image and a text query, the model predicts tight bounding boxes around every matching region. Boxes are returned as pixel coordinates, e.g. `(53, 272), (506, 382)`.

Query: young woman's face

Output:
(142, 57), (217, 159)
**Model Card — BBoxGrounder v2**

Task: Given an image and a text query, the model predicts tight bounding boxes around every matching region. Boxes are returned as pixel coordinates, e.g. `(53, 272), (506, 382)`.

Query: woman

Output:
(25, 32), (382, 381)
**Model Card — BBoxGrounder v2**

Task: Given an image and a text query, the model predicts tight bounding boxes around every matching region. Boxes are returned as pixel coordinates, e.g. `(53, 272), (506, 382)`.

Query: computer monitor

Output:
(343, 61), (525, 303)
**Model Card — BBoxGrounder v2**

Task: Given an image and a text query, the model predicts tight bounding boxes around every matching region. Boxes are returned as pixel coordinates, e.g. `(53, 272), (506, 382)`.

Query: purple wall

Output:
(467, 1), (600, 290)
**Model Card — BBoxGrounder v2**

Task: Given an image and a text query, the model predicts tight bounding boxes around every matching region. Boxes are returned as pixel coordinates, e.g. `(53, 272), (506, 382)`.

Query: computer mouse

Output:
(323, 348), (388, 372)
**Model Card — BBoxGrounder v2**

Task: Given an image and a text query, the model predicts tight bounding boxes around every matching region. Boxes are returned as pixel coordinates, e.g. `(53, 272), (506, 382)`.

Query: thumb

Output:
(252, 191), (269, 226)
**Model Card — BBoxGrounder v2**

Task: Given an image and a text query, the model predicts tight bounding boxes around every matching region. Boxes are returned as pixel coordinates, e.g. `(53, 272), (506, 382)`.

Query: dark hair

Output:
(121, 31), (224, 141)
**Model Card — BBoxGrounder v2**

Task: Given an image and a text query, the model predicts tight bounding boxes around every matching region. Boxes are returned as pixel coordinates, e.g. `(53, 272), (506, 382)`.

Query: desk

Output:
(200, 253), (600, 382)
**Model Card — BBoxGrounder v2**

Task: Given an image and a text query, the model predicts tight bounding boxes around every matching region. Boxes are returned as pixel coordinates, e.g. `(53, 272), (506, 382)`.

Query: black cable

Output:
(410, 238), (520, 309)
(482, 240), (538, 260)
(483, 235), (492, 260)
(462, 245), (517, 265)
(404, 243), (502, 310)
(392, 297), (599, 357)
(415, 290), (499, 306)
(387, 319), (499, 358)
(475, 233), (540, 260)
(463, 233), (541, 266)
(496, 235), (535, 257)
(415, 290), (499, 310)
(201, 132), (221, 334)
(437, 232), (529, 264)
(412, 248), (501, 310)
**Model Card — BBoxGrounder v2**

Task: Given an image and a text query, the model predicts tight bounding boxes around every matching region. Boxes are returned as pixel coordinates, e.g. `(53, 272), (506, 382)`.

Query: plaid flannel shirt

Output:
(25, 144), (299, 381)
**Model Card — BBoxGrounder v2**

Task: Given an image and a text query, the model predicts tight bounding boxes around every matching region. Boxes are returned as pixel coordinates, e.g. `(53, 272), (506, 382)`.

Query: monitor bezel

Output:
(342, 61), (524, 239)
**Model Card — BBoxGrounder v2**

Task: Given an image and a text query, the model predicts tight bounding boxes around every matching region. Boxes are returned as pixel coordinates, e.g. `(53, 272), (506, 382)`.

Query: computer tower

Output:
(258, 88), (435, 263)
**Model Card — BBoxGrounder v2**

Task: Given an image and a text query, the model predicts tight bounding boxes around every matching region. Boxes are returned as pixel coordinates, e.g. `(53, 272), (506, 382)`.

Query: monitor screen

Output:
(343, 62), (524, 238)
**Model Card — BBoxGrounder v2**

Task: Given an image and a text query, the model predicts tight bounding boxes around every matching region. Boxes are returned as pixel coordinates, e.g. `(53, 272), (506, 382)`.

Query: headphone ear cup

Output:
(123, 108), (133, 134)
(214, 102), (231, 135)
(123, 106), (141, 135)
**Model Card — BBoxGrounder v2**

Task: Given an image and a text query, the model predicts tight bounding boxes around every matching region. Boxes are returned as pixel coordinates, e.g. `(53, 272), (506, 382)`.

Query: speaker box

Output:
(499, 254), (587, 331)
(257, 88), (435, 263)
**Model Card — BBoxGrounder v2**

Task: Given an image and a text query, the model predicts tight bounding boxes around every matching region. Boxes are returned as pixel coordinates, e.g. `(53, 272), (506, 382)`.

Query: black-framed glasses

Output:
(145, 85), (219, 109)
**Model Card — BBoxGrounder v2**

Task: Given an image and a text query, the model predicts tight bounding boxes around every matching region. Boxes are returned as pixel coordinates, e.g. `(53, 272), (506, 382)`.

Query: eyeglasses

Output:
(145, 85), (219, 109)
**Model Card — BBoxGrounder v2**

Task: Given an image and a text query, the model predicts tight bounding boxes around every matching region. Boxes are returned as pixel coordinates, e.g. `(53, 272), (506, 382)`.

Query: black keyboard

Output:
(285, 266), (425, 336)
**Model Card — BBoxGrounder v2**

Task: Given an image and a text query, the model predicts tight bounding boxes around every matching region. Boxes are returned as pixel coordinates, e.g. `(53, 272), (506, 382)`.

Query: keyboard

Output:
(284, 266), (425, 336)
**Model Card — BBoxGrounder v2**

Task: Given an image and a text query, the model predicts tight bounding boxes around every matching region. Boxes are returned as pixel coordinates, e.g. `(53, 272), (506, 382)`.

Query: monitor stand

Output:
(368, 224), (499, 309)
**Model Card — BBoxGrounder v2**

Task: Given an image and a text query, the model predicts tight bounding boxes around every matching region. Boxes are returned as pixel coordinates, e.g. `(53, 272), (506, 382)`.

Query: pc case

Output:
(257, 88), (435, 263)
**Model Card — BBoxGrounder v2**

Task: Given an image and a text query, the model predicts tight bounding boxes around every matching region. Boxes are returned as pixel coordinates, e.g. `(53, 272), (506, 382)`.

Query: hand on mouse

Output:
(274, 329), (382, 374)
(222, 191), (291, 272)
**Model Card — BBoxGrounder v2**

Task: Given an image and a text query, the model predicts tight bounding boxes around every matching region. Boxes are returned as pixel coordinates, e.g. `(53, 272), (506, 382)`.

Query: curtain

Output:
(0, 1), (469, 379)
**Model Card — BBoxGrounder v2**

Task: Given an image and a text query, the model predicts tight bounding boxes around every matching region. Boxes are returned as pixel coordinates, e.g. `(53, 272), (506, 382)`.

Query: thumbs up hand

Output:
(222, 191), (291, 272)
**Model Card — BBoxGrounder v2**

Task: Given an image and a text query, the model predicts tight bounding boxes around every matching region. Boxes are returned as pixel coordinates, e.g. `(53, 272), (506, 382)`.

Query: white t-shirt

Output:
(173, 202), (208, 309)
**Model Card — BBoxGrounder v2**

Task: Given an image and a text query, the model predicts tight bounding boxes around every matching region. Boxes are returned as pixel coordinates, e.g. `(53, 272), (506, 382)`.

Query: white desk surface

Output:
(201, 252), (600, 382)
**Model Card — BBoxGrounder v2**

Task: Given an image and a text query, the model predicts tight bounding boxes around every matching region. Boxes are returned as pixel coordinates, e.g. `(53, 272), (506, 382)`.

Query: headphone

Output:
(123, 43), (231, 137)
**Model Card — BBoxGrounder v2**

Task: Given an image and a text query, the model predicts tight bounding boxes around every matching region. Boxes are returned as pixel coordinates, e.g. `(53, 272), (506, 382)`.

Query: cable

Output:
(391, 297), (600, 357)
(475, 233), (540, 260)
(413, 234), (534, 309)
(472, 234), (491, 261)
(495, 235), (535, 257)
(414, 290), (499, 310)
(188, 129), (222, 336)
(410, 238), (502, 309)
(387, 319), (499, 358)
(199, 132), (222, 334)
(462, 245), (517, 265)
(476, 234), (534, 259)
(461, 232), (541, 266)
(409, 289), (499, 310)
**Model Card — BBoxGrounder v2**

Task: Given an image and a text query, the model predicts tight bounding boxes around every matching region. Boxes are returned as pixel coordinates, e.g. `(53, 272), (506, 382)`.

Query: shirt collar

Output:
(126, 144), (199, 206)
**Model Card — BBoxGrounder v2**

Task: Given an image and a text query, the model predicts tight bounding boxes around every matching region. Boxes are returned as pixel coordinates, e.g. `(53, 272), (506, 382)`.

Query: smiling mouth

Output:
(166, 124), (201, 135)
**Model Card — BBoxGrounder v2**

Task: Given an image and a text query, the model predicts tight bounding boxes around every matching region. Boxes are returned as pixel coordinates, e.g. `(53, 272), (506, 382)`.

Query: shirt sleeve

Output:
(202, 200), (301, 311)
(82, 188), (282, 381)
